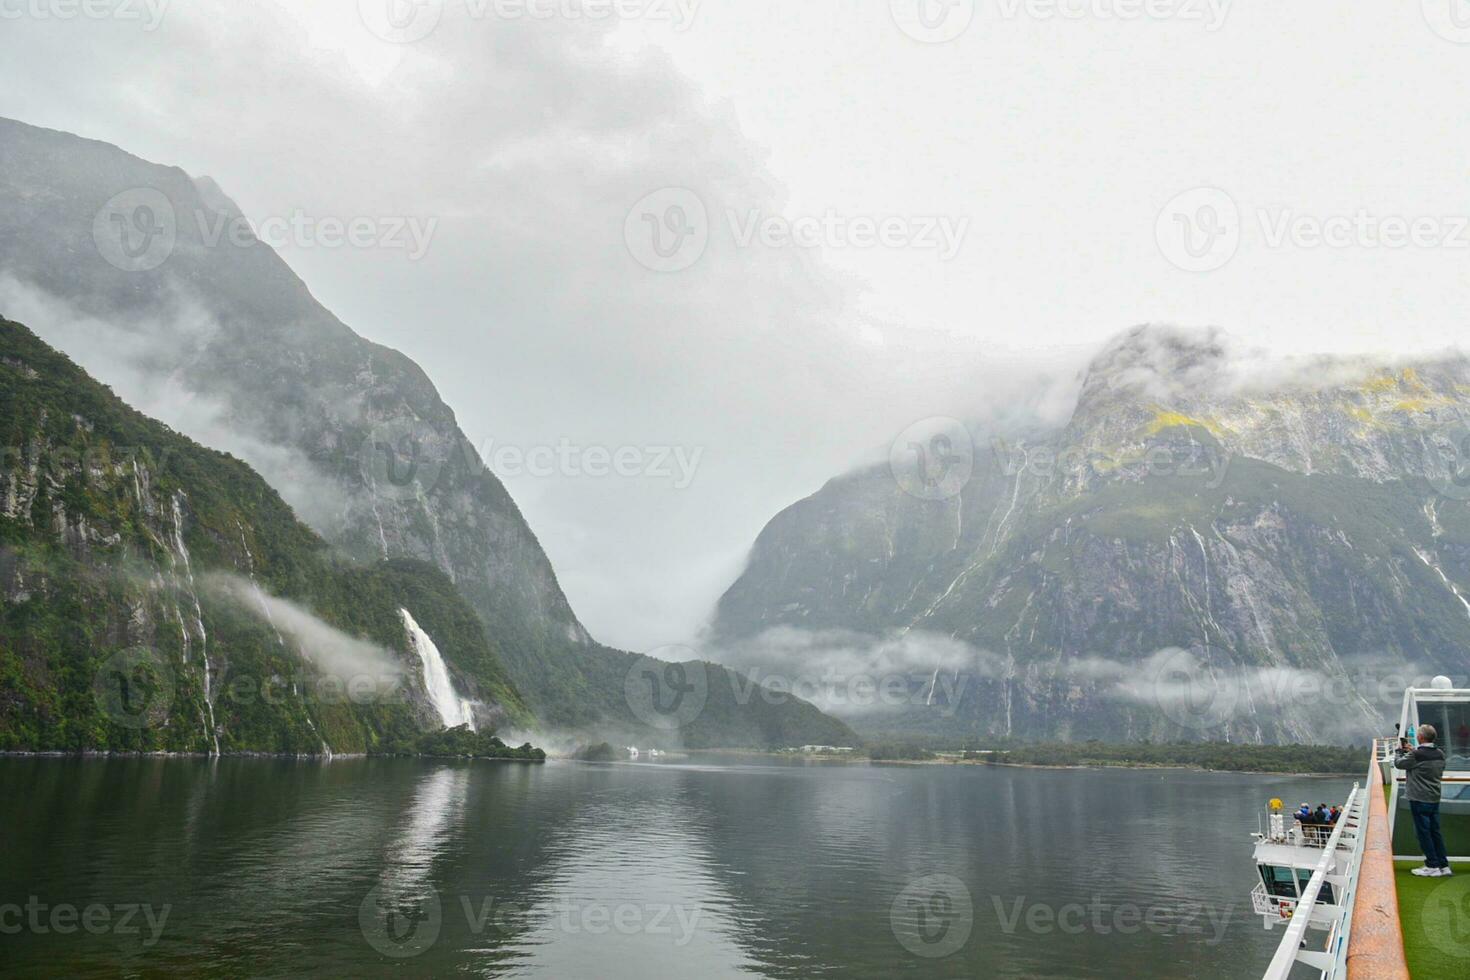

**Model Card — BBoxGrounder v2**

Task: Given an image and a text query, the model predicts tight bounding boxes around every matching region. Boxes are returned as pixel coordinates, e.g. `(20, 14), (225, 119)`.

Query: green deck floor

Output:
(1392, 859), (1470, 975)
(1390, 801), (1470, 857)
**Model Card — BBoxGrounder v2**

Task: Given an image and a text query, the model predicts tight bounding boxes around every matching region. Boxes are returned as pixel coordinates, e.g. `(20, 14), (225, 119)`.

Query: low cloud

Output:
(0, 277), (347, 529)
(710, 626), (995, 718)
(204, 572), (404, 687)
(712, 627), (1435, 740)
(1086, 324), (1467, 405)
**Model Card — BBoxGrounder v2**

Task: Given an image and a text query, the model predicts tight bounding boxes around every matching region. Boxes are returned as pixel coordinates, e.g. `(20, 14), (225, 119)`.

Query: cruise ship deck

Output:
(1253, 680), (1470, 978)
(1393, 858), (1463, 976)
(1387, 681), (1470, 977)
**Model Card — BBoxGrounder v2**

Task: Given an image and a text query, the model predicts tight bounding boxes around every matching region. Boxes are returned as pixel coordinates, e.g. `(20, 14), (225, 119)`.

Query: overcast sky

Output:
(2, 2), (1469, 650)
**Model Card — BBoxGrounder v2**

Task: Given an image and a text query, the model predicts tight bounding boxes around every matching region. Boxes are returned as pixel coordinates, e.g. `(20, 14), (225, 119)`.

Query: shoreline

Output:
(4, 748), (782, 765)
(978, 759), (1352, 777)
(688, 748), (1353, 777)
(0, 749), (543, 763)
(1, 749), (1353, 777)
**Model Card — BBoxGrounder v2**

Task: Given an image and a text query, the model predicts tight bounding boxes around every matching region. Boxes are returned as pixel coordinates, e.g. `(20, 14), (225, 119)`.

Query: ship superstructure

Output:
(1253, 677), (1470, 978)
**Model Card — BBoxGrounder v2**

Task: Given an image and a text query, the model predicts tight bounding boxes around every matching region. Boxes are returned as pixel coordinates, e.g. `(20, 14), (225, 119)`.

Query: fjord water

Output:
(0, 758), (1350, 978)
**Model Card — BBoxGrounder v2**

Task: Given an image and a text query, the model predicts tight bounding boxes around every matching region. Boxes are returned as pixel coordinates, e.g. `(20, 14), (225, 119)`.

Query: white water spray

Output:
(399, 608), (476, 731)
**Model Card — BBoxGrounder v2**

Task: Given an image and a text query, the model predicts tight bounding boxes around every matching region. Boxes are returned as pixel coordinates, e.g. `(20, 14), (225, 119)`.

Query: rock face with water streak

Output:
(400, 608), (477, 731)
(0, 116), (593, 723)
(0, 315), (529, 752)
(711, 327), (1470, 742)
(0, 117), (856, 749)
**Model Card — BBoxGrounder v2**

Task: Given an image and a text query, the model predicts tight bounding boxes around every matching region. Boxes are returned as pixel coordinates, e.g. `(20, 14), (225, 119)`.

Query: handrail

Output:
(1324, 782), (1371, 977)
(1344, 751), (1410, 979)
(1294, 823), (1346, 849)
(1251, 881), (1299, 919)
(1260, 784), (1360, 980)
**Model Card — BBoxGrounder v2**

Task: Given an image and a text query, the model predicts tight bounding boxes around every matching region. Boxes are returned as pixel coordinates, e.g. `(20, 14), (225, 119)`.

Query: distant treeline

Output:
(865, 742), (937, 760)
(853, 735), (1366, 773)
(983, 741), (1364, 774)
(378, 726), (546, 761)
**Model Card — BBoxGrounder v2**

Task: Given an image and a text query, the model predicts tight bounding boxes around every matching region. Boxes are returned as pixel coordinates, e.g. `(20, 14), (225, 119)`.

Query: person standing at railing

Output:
(1395, 724), (1451, 877)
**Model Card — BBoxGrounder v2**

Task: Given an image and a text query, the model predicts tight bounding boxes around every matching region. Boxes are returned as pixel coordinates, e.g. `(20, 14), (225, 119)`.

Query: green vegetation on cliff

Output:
(0, 317), (529, 754)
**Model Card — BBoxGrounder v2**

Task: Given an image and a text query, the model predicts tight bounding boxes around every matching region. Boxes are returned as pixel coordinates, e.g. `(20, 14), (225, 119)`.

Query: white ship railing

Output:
(1259, 783), (1364, 980)
(1251, 881), (1297, 920)
(1292, 823), (1348, 849)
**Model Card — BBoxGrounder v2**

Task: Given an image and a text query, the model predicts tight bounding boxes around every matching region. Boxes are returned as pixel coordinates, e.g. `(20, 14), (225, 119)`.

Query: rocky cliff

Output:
(0, 116), (595, 719)
(0, 116), (854, 749)
(711, 326), (1470, 743)
(0, 315), (527, 753)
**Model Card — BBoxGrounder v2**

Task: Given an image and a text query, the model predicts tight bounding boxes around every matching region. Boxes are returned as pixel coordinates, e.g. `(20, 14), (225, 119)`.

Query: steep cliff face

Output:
(0, 117), (854, 747)
(712, 327), (1470, 743)
(0, 116), (589, 716)
(0, 317), (527, 753)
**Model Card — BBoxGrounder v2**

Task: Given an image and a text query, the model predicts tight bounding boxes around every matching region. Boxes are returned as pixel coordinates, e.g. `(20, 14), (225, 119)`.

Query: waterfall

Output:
(399, 608), (476, 731)
(171, 493), (219, 755)
(1415, 547), (1470, 621)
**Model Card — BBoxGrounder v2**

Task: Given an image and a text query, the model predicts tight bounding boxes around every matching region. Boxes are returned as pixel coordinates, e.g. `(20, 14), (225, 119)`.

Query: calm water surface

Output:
(0, 757), (1353, 978)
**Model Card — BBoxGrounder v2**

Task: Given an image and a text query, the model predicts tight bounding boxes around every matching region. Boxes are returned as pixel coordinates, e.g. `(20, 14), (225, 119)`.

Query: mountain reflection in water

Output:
(0, 756), (1352, 978)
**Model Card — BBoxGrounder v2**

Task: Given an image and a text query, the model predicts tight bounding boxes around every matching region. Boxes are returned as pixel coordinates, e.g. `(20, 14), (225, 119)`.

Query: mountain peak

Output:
(191, 174), (242, 217)
(1082, 324), (1470, 411)
(1080, 324), (1238, 402)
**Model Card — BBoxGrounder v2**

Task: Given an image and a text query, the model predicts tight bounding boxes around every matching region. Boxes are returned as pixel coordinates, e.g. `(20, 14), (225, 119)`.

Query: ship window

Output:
(1295, 869), (1334, 904)
(1428, 703), (1470, 769)
(1260, 865), (1299, 898)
